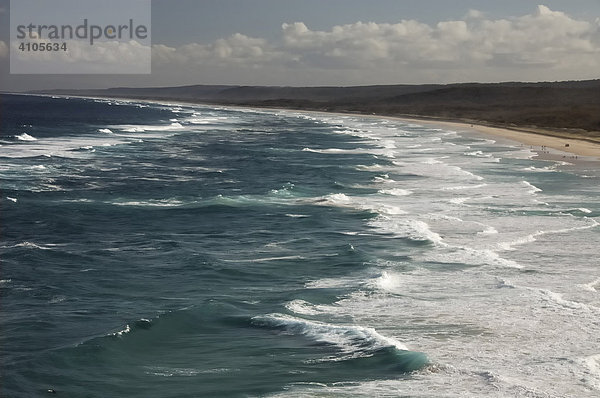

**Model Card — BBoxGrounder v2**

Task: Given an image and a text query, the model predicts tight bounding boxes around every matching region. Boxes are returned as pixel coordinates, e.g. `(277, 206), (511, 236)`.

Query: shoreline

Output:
(391, 117), (600, 162)
(8, 92), (600, 161)
(249, 106), (600, 161)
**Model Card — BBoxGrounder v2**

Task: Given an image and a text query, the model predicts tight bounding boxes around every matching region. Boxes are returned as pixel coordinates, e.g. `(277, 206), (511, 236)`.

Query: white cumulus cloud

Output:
(151, 5), (600, 84)
(152, 33), (274, 70)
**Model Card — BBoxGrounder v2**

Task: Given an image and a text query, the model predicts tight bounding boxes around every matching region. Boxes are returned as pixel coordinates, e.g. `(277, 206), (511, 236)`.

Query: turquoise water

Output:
(2, 94), (600, 397)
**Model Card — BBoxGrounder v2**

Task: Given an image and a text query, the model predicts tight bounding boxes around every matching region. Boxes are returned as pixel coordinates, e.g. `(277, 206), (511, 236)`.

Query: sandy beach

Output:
(270, 106), (600, 161)
(238, 103), (600, 161)
(397, 117), (600, 160)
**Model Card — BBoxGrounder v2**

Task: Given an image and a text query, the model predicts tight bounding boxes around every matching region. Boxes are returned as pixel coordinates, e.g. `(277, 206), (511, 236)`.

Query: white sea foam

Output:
(580, 278), (600, 292)
(449, 197), (472, 205)
(424, 246), (522, 268)
(371, 217), (445, 245)
(478, 226), (499, 235)
(16, 133), (37, 141)
(98, 128), (113, 134)
(496, 278), (517, 289)
(8, 241), (57, 250)
(395, 160), (484, 181)
(470, 138), (497, 145)
(374, 271), (404, 293)
(442, 183), (488, 191)
(372, 175), (393, 183)
(577, 354), (600, 391)
(244, 255), (305, 263)
(305, 276), (365, 289)
(498, 218), (599, 251)
(112, 324), (131, 336)
(6, 197), (17, 203)
(187, 116), (228, 124)
(303, 147), (387, 156)
(497, 234), (539, 251)
(378, 188), (413, 196)
(537, 288), (599, 313)
(421, 158), (443, 165)
(253, 313), (409, 355)
(118, 122), (184, 133)
(521, 180), (542, 193)
(430, 214), (463, 222)
(370, 204), (407, 215)
(332, 128), (371, 137)
(110, 198), (188, 207)
(285, 299), (324, 316)
(0, 135), (128, 158)
(501, 280), (600, 313)
(522, 165), (555, 173)
(122, 127), (146, 132)
(464, 150), (494, 158)
(315, 193), (352, 207)
(49, 295), (66, 304)
(145, 366), (232, 377)
(357, 164), (388, 171)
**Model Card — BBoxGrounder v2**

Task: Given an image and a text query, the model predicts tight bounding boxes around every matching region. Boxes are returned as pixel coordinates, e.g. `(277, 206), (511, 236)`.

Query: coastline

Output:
(8, 92), (600, 161)
(250, 106), (600, 161)
(391, 117), (600, 161)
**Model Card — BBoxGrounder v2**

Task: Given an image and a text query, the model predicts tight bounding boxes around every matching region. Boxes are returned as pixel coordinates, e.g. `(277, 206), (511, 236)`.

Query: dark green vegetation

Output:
(38, 79), (600, 142)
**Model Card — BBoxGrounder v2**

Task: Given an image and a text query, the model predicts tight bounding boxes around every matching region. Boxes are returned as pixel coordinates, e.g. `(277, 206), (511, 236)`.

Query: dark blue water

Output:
(1, 95), (428, 397)
(4, 94), (600, 397)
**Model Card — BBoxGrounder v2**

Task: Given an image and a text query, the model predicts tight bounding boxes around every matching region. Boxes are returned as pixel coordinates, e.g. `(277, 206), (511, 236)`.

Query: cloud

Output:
(151, 5), (600, 84)
(10, 40), (151, 74)
(153, 33), (272, 67)
(465, 9), (486, 20)
(275, 5), (599, 69)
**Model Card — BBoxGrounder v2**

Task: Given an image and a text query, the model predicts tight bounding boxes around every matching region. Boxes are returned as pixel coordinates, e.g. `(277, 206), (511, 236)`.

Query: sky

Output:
(1, 0), (599, 91)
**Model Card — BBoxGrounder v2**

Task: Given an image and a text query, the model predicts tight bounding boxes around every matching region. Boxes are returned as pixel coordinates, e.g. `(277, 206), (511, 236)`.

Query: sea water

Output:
(1, 94), (599, 397)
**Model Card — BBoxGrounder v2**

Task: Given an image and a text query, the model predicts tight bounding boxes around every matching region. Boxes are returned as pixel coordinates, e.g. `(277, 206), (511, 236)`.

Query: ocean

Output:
(1, 93), (599, 397)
